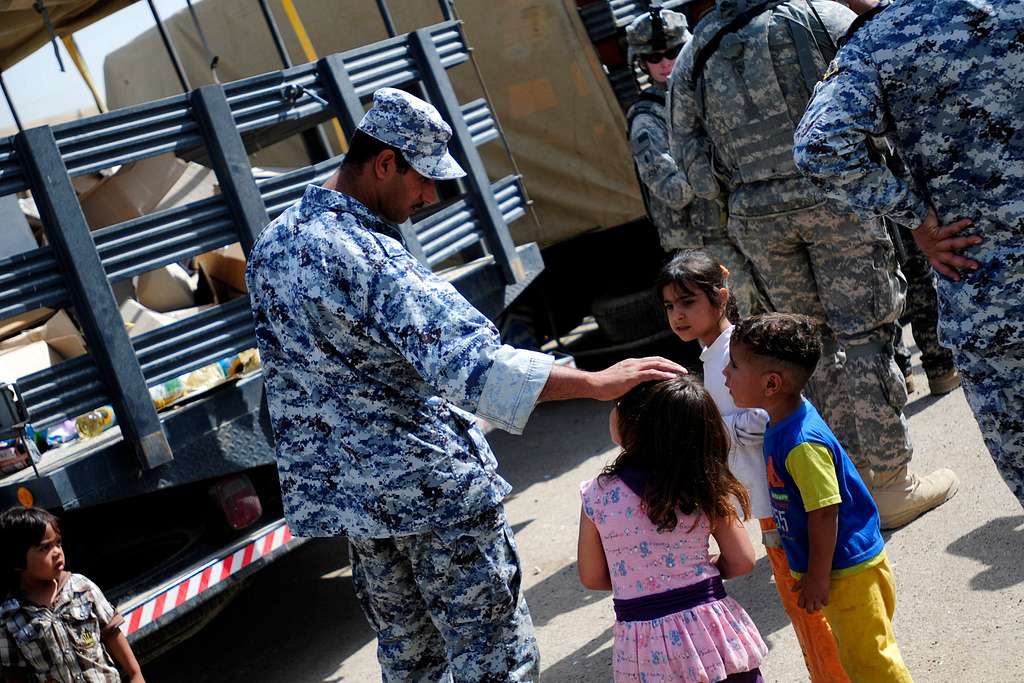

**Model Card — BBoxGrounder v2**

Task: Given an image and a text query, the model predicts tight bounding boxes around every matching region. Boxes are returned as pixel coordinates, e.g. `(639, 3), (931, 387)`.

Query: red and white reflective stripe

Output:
(121, 522), (293, 635)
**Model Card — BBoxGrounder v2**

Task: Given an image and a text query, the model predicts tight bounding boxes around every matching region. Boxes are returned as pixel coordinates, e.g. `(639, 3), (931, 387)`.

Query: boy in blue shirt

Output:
(724, 313), (912, 682)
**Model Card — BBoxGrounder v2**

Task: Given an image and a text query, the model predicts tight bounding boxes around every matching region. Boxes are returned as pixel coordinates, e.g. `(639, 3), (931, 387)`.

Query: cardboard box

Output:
(195, 243), (247, 303)
(0, 310), (87, 360)
(120, 299), (177, 337)
(120, 299), (212, 337)
(0, 340), (64, 384)
(0, 308), (55, 342)
(78, 153), (218, 230)
(164, 304), (213, 322)
(134, 263), (197, 312)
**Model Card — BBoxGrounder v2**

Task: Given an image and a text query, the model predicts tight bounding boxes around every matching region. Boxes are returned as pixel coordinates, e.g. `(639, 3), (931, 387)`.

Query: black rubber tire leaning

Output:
(592, 288), (666, 345)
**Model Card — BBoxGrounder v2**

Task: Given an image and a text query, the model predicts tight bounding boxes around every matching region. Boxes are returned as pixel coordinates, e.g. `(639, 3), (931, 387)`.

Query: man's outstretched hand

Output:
(587, 356), (686, 401)
(539, 356), (686, 403)
(912, 208), (982, 282)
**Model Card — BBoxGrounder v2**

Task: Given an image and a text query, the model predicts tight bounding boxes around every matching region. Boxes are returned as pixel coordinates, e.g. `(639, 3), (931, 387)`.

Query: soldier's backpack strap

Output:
(689, 0), (788, 88)
(775, 0), (839, 95)
(626, 89), (666, 130)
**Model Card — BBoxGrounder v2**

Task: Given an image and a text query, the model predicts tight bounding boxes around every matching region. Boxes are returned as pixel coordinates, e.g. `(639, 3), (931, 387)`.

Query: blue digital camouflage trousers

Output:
(349, 505), (539, 682)
(953, 344), (1024, 507)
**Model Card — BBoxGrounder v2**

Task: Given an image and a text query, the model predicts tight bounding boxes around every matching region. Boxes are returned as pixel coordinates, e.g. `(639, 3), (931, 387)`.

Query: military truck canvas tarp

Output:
(101, 0), (645, 249)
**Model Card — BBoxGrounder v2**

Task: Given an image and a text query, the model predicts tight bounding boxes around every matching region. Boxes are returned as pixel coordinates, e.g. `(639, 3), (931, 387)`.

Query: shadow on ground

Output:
(947, 515), (1024, 590)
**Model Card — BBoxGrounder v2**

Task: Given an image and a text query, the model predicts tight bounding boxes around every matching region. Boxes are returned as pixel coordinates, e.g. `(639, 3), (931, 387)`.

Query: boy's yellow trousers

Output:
(822, 553), (913, 683)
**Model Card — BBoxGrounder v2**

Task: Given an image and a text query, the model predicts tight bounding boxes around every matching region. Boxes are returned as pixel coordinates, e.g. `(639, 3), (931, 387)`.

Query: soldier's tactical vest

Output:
(627, 89), (725, 242)
(692, 0), (837, 186)
(626, 89), (667, 223)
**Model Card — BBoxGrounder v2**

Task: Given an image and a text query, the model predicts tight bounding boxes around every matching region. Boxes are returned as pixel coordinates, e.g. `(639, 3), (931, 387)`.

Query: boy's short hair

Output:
(0, 506), (60, 577)
(733, 313), (822, 390)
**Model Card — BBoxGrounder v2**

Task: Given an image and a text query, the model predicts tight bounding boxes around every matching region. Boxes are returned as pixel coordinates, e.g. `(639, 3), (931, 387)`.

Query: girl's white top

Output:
(700, 325), (773, 519)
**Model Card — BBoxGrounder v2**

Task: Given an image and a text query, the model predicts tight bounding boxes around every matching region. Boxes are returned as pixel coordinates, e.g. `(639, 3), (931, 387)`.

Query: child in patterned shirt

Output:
(0, 506), (145, 682)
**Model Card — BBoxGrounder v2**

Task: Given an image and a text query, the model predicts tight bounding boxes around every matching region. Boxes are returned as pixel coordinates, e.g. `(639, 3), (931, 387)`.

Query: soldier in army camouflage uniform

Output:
(795, 0), (1024, 507)
(668, 0), (958, 529)
(246, 88), (683, 681)
(625, 7), (765, 318)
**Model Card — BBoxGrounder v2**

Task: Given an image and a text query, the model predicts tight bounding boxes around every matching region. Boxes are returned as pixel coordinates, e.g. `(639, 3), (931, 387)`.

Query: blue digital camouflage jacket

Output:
(794, 0), (1024, 351)
(246, 185), (554, 538)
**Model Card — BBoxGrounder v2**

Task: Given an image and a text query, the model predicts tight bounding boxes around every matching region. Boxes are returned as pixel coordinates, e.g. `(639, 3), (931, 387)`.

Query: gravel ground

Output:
(147, 347), (1024, 682)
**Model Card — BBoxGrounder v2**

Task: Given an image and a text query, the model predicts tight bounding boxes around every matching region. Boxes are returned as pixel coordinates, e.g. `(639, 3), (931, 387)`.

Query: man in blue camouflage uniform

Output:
(836, 1), (961, 400)
(246, 88), (682, 681)
(667, 0), (958, 529)
(795, 0), (1024, 506)
(625, 7), (765, 317)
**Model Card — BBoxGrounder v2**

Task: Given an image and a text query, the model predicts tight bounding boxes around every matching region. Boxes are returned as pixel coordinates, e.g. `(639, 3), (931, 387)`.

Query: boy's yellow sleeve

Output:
(785, 442), (842, 511)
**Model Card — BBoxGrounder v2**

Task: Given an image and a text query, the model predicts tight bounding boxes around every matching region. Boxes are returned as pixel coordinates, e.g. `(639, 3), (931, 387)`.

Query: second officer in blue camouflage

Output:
(795, 0), (1024, 507)
(246, 87), (682, 681)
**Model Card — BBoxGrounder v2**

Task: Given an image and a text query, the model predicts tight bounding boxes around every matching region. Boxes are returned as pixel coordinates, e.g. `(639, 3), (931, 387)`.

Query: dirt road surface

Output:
(146, 352), (1024, 682)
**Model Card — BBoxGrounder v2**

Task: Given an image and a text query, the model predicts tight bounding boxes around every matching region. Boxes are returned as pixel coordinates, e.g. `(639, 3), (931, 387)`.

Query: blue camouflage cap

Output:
(356, 88), (466, 180)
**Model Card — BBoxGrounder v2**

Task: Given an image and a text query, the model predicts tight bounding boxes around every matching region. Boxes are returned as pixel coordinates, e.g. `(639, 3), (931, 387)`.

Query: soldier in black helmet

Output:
(626, 5), (765, 317)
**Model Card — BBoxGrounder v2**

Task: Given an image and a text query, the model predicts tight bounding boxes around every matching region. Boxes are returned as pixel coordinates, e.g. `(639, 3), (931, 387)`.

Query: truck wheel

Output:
(592, 288), (666, 345)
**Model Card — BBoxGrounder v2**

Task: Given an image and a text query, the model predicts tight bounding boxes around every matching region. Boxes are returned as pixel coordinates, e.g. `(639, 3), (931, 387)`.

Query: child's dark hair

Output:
(656, 249), (738, 322)
(732, 313), (822, 388)
(609, 380), (658, 451)
(602, 376), (750, 531)
(0, 506), (61, 594)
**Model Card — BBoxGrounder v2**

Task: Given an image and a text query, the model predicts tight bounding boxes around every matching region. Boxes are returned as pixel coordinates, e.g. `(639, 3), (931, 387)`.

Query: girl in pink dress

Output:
(577, 376), (768, 682)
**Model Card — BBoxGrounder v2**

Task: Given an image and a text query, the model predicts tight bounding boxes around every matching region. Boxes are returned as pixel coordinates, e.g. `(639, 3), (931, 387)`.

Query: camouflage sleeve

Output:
(668, 52), (722, 200)
(630, 112), (694, 210)
(794, 41), (930, 228)
(369, 249), (552, 433)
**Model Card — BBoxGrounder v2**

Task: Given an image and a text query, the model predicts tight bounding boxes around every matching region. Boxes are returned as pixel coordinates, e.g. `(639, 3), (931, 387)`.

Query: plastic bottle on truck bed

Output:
(76, 406), (117, 439)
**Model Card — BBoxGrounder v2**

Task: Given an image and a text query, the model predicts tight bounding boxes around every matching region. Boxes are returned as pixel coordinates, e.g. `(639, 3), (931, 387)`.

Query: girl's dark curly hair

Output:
(602, 376), (750, 532)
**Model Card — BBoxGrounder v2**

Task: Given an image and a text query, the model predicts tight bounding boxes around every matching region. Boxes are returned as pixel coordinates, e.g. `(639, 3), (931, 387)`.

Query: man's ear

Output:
(372, 149), (396, 180)
(763, 370), (784, 398)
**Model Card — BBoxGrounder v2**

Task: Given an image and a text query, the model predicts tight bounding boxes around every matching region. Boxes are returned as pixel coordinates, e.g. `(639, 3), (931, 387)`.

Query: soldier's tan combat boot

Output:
(872, 466), (959, 530)
(927, 368), (961, 396)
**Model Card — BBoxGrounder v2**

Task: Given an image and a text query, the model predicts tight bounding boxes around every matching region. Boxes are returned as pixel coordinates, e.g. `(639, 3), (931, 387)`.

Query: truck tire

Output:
(592, 288), (666, 345)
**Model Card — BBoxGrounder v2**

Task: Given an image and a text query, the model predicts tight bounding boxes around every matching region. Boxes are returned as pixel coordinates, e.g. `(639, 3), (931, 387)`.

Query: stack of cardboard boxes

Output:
(0, 153), (259, 474)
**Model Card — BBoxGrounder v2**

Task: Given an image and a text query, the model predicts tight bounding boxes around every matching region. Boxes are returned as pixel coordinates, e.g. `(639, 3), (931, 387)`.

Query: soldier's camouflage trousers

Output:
(954, 344), (1024, 507)
(898, 224), (956, 378)
(349, 505), (539, 682)
(728, 202), (913, 474)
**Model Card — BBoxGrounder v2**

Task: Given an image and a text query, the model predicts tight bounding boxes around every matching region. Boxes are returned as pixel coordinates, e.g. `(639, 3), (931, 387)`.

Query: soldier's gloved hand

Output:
(590, 357), (687, 402)
(912, 208), (982, 282)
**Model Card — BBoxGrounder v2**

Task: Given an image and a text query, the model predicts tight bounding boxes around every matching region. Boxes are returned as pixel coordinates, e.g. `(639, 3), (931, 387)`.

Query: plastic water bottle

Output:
(150, 378), (185, 410)
(44, 419), (79, 447)
(76, 406), (116, 439)
(183, 363), (226, 393)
